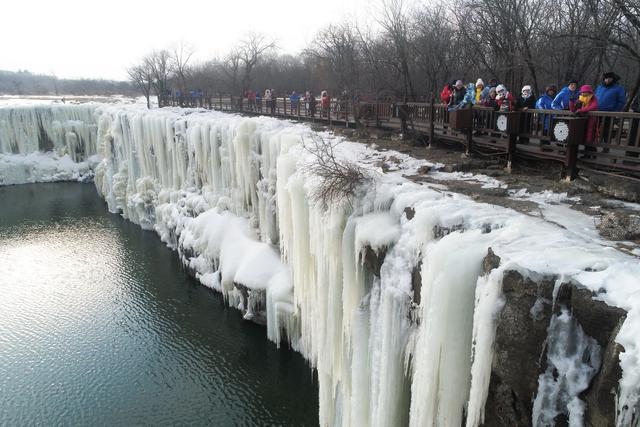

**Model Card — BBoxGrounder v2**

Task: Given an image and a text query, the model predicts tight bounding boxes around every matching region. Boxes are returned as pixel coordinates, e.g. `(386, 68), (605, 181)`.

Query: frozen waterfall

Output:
(1, 103), (639, 426)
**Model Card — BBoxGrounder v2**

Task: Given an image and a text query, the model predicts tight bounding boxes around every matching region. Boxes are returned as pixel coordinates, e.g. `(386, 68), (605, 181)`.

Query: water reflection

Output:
(0, 183), (318, 426)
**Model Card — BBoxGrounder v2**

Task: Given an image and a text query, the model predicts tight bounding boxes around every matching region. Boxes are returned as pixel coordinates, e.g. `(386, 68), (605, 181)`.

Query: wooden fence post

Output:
(429, 96), (436, 148)
(398, 104), (408, 134)
(500, 111), (521, 171)
(565, 141), (579, 180)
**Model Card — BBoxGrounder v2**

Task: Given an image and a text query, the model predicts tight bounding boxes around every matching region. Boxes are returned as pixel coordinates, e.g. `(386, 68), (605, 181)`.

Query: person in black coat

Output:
(516, 85), (537, 110)
(516, 85), (537, 142)
(448, 80), (467, 109)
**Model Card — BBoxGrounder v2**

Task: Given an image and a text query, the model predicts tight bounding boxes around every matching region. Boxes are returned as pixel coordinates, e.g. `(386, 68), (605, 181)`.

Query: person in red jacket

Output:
(440, 80), (455, 104)
(570, 84), (599, 143)
(495, 85), (515, 111)
(320, 91), (330, 117)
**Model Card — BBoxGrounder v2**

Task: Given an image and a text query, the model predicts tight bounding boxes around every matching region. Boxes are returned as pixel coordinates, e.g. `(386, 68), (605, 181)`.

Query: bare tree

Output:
(302, 133), (372, 209)
(307, 23), (362, 97)
(222, 49), (242, 96)
(127, 63), (153, 109)
(171, 41), (195, 94)
(378, 0), (415, 99)
(238, 33), (276, 96)
(145, 49), (172, 97)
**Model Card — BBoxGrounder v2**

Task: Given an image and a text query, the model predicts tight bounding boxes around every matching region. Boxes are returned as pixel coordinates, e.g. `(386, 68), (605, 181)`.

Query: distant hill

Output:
(0, 69), (136, 96)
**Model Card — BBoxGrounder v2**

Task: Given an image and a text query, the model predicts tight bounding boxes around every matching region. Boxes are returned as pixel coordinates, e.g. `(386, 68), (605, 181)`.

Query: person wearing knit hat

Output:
(448, 80), (467, 108)
(536, 85), (558, 134)
(595, 71), (626, 112)
(536, 85), (557, 110)
(552, 79), (579, 110)
(595, 72), (626, 144)
(516, 85), (537, 110)
(570, 85), (599, 143)
(480, 78), (498, 101)
(475, 79), (485, 102)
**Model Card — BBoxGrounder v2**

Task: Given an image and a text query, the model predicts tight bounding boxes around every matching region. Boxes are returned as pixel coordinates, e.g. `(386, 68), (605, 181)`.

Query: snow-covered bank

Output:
(1, 103), (639, 426)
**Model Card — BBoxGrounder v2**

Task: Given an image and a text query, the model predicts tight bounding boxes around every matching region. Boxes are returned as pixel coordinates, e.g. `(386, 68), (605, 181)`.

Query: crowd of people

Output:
(441, 72), (628, 116)
(170, 73), (639, 146)
(242, 89), (337, 117)
(440, 72), (636, 142)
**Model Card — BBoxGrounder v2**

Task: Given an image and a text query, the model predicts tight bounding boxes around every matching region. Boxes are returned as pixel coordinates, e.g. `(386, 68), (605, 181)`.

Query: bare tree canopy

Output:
(122, 0), (640, 109)
(238, 33), (276, 96)
(127, 64), (153, 109)
(171, 41), (195, 94)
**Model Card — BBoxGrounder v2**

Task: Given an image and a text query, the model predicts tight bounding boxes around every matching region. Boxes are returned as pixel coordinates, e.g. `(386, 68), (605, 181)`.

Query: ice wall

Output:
(0, 104), (97, 159)
(0, 104), (99, 184)
(3, 103), (637, 426)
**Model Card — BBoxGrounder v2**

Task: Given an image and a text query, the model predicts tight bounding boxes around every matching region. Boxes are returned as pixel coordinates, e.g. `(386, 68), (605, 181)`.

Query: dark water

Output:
(0, 183), (318, 426)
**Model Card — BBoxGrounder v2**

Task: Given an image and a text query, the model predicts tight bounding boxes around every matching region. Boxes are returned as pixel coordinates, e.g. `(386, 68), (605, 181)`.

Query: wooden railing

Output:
(158, 94), (640, 181)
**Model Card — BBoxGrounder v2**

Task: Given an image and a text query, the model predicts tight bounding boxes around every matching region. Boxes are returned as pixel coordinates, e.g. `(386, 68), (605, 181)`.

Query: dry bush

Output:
(302, 134), (373, 209)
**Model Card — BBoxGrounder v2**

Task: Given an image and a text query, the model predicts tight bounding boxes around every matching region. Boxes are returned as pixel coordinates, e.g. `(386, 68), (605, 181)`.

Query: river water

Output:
(0, 182), (318, 426)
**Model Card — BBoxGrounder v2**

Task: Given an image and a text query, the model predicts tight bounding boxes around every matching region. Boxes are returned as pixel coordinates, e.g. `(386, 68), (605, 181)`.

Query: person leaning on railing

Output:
(495, 85), (515, 112)
(516, 85), (537, 110)
(481, 87), (499, 110)
(440, 80), (456, 104)
(264, 89), (272, 113)
(535, 85), (558, 135)
(448, 80), (466, 109)
(552, 80), (579, 110)
(569, 85), (599, 144)
(321, 91), (330, 117)
(595, 72), (627, 144)
(475, 79), (485, 103)
(290, 91), (299, 114)
(480, 78), (498, 102)
(516, 85), (537, 143)
(255, 90), (262, 111)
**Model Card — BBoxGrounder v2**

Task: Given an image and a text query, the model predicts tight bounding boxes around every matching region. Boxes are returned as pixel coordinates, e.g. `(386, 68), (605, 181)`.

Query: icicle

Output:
(532, 307), (601, 426)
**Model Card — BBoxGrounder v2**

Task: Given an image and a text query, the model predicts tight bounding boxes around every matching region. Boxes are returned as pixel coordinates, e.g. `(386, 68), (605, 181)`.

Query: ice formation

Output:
(0, 105), (99, 184)
(1, 103), (639, 426)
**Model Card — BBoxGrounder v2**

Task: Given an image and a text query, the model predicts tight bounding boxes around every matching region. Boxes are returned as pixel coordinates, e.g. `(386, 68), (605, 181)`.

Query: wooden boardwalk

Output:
(159, 95), (640, 182)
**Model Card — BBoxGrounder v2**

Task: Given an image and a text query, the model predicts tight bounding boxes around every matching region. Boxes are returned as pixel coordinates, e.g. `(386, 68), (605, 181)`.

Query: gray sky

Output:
(1, 0), (378, 81)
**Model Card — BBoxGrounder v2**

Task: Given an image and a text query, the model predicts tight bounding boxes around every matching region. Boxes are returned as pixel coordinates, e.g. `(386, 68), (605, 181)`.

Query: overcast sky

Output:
(1, 0), (381, 81)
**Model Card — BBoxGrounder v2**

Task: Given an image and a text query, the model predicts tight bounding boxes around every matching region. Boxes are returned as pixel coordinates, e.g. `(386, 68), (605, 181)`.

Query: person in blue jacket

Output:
(289, 91), (300, 114)
(595, 72), (627, 144)
(552, 80), (579, 110)
(594, 72), (626, 112)
(255, 90), (262, 112)
(536, 85), (557, 110)
(535, 85), (557, 134)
